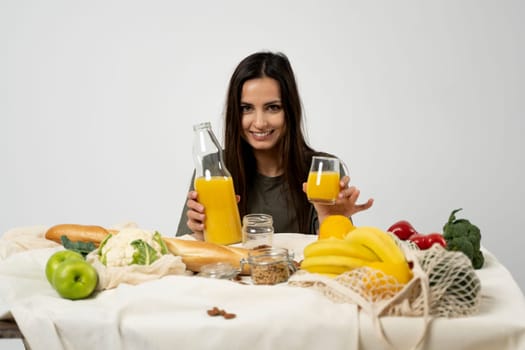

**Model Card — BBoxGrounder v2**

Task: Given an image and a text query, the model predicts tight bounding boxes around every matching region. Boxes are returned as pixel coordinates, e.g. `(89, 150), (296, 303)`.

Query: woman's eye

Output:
(240, 105), (253, 113)
(267, 104), (282, 112)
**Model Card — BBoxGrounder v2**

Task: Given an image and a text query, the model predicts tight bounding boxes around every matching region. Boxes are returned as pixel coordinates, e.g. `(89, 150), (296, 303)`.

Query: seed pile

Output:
(251, 261), (289, 285)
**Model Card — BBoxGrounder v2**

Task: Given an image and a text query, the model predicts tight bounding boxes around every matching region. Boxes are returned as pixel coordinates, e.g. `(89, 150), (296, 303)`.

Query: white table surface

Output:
(1, 228), (524, 350)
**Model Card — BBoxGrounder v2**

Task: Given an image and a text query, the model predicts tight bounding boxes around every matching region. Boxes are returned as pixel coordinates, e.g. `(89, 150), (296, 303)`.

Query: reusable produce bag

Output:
(289, 244), (481, 350)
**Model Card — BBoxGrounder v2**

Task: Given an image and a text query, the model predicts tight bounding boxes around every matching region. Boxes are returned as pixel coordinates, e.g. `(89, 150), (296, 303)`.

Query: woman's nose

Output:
(253, 110), (267, 128)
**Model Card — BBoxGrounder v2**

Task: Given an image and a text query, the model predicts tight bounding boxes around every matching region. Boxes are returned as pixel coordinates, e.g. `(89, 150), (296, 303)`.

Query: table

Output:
(1, 227), (524, 350)
(0, 320), (23, 338)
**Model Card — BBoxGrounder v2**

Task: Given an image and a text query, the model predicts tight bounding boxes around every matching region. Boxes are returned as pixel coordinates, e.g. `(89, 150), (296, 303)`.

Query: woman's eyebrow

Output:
(263, 100), (282, 106)
(240, 99), (281, 106)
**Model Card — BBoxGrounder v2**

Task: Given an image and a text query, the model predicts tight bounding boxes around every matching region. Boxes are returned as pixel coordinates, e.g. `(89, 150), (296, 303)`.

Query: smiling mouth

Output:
(250, 130), (273, 138)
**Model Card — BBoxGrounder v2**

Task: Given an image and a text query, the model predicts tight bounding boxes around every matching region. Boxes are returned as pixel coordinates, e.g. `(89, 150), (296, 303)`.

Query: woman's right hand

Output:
(185, 190), (205, 240)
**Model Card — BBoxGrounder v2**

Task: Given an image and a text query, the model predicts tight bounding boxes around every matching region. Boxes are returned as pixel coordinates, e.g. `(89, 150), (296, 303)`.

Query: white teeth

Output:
(252, 131), (271, 137)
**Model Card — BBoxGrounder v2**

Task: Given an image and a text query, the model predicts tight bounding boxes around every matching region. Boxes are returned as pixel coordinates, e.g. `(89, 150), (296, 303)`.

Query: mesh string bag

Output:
(288, 244), (482, 350)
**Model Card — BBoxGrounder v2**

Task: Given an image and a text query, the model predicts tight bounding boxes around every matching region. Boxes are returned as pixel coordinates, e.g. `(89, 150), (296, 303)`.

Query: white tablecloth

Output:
(1, 227), (525, 350)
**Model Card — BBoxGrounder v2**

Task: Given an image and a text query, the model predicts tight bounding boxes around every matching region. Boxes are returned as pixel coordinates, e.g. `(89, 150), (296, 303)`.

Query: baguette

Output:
(163, 238), (249, 274)
(45, 224), (117, 246)
(44, 224), (250, 274)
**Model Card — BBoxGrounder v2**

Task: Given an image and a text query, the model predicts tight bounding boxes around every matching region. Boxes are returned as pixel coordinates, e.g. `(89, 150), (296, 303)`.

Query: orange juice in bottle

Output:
(194, 176), (242, 245)
(192, 122), (242, 245)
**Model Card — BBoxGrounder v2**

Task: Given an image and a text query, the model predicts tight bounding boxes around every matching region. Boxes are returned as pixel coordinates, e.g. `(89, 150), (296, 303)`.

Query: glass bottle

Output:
(192, 122), (242, 245)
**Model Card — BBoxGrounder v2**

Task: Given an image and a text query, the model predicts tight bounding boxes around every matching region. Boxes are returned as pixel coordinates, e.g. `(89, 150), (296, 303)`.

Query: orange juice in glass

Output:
(306, 156), (340, 204)
(194, 175), (242, 245)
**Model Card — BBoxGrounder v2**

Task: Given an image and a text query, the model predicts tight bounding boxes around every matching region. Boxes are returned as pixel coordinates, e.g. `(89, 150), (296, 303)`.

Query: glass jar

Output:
(242, 214), (274, 249)
(241, 247), (295, 285)
(197, 262), (239, 280)
(192, 122), (242, 245)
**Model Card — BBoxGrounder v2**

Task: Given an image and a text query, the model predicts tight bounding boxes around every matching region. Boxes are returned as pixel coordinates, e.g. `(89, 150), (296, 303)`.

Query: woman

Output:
(176, 51), (373, 238)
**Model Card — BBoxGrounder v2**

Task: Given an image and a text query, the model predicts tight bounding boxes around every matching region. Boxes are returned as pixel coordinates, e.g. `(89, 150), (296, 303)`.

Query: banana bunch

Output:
(301, 226), (413, 284)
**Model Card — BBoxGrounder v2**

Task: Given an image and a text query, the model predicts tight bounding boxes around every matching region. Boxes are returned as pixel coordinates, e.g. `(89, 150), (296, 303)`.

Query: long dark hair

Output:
(223, 51), (315, 233)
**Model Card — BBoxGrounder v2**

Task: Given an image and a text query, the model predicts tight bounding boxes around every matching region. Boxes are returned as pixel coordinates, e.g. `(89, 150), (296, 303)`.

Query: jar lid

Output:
(197, 262), (239, 279)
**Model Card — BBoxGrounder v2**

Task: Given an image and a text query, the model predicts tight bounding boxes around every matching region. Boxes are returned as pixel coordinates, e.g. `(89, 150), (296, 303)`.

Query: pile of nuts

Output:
(206, 306), (236, 319)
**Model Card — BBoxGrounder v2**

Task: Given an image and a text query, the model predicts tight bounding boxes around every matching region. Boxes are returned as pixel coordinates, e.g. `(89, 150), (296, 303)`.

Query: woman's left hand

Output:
(302, 175), (374, 224)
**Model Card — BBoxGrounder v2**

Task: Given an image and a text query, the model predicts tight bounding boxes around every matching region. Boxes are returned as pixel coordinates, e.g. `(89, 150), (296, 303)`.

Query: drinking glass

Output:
(306, 156), (340, 204)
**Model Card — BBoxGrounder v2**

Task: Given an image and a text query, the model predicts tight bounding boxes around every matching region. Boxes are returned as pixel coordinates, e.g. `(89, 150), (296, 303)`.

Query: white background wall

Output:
(1, 0), (523, 293)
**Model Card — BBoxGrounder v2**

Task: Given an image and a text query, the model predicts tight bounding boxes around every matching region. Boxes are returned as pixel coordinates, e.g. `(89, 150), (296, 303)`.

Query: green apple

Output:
(52, 259), (98, 300)
(45, 250), (84, 283)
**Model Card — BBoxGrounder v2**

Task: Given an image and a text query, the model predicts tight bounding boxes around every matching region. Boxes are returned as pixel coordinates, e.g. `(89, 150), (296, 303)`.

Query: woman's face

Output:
(240, 77), (286, 152)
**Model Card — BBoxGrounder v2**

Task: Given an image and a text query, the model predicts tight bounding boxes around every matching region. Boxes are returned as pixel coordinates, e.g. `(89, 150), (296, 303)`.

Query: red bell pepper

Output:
(408, 233), (447, 250)
(388, 219), (447, 250)
(387, 220), (418, 241)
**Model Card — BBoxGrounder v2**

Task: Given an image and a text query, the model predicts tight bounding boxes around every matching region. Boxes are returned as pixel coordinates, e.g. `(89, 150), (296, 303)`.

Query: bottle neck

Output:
(193, 123), (231, 178)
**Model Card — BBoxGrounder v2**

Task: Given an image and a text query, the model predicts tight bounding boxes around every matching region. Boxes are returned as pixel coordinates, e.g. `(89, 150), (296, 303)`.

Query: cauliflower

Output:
(98, 228), (169, 267)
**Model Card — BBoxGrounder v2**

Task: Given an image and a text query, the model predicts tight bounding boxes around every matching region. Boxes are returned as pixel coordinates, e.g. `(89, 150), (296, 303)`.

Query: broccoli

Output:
(445, 236), (474, 261)
(472, 250), (485, 269)
(61, 235), (96, 258)
(466, 226), (481, 251)
(443, 208), (484, 269)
